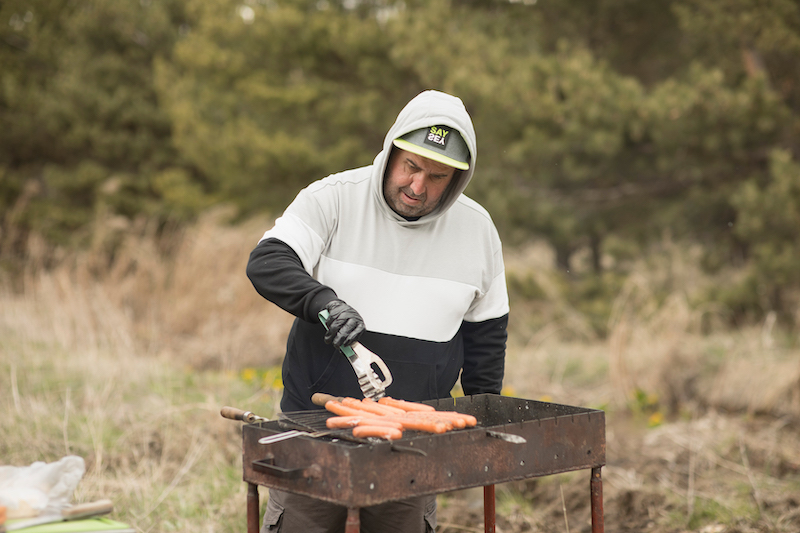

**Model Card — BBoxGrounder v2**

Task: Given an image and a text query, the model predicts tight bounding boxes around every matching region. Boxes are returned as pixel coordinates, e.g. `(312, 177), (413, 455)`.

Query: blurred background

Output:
(2, 1), (800, 532)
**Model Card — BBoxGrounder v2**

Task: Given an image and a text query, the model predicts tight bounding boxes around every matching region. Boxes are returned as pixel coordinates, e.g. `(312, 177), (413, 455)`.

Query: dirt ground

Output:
(436, 411), (800, 533)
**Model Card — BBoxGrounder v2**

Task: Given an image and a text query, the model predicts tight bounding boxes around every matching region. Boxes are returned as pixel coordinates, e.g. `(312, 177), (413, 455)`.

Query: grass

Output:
(1, 323), (273, 531)
(2, 213), (800, 532)
(0, 212), (285, 530)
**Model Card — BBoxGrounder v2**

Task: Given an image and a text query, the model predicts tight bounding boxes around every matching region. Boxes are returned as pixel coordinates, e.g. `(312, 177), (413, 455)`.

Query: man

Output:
(246, 90), (509, 533)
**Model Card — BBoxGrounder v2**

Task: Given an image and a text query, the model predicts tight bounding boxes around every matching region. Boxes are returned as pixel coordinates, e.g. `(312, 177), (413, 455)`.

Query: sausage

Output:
(326, 416), (362, 429)
(324, 401), (372, 417)
(447, 411), (478, 427)
(378, 397), (436, 412)
(341, 397), (372, 411)
(361, 397), (407, 416)
(352, 425), (404, 440)
(407, 410), (478, 428)
(341, 397), (405, 417)
(323, 397), (465, 434)
(357, 418), (405, 430)
(406, 411), (467, 429)
(326, 416), (404, 430)
(387, 417), (451, 434)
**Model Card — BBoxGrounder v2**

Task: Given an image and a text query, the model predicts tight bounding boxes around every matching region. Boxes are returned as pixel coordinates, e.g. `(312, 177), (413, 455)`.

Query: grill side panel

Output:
(242, 395), (606, 508)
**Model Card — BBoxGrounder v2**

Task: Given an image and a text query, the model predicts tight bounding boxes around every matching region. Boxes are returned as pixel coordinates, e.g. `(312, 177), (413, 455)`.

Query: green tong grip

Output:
(318, 309), (357, 358)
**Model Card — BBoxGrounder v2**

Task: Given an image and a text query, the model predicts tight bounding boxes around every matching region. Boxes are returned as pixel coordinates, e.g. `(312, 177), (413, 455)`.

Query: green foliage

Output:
(0, 0), (205, 253)
(675, 0), (800, 99)
(2, 0), (800, 327)
(533, 0), (686, 84)
(693, 148), (800, 323)
(152, 167), (213, 221)
(704, 274), (764, 326)
(629, 388), (664, 427)
(155, 0), (417, 213)
(730, 149), (800, 319)
(565, 271), (627, 337)
(506, 272), (547, 303)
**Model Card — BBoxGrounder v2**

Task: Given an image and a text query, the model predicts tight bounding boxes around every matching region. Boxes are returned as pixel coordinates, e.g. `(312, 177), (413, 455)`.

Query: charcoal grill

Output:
(238, 394), (605, 532)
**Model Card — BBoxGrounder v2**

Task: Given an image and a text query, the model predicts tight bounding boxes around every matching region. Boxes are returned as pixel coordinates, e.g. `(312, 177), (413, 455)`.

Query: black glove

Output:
(322, 299), (365, 349)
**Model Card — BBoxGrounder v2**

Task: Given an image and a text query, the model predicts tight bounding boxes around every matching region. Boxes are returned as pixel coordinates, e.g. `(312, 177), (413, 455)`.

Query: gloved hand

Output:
(322, 299), (365, 349)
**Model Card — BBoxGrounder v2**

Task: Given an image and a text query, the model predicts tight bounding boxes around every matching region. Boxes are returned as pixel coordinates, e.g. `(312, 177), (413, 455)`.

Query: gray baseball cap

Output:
(392, 125), (470, 170)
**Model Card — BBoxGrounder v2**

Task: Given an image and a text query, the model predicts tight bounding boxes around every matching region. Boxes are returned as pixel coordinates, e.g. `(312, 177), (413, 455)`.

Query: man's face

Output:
(383, 148), (457, 218)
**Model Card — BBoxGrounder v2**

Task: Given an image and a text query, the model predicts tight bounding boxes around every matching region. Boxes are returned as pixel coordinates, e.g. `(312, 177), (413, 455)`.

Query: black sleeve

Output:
(459, 314), (508, 395)
(246, 238), (337, 322)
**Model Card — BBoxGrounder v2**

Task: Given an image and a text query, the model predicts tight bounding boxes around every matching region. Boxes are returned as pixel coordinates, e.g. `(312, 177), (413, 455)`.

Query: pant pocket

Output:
(423, 496), (437, 533)
(261, 496), (284, 532)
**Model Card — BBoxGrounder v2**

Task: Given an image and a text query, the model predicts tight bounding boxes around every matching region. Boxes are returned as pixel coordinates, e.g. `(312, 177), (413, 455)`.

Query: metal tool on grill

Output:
(221, 406), (343, 445)
(318, 309), (393, 399)
(220, 406), (270, 424)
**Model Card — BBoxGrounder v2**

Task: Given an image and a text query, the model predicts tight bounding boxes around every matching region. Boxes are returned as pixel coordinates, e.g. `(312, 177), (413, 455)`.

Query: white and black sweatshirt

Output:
(247, 90), (510, 412)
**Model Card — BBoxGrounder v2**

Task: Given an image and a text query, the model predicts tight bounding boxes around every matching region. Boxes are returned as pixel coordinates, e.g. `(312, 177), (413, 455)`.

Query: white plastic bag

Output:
(0, 456), (86, 519)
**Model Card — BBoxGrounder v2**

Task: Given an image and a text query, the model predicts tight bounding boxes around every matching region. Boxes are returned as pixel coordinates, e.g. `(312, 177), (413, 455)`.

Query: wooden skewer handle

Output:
(312, 393), (342, 407)
(62, 499), (114, 519)
(221, 406), (256, 422)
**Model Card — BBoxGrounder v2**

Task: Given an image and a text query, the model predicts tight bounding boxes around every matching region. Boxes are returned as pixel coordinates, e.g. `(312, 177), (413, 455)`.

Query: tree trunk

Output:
(590, 233), (603, 274)
(555, 244), (573, 273)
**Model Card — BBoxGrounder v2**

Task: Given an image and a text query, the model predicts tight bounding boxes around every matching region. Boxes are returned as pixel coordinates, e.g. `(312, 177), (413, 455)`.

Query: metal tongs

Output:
(318, 309), (393, 399)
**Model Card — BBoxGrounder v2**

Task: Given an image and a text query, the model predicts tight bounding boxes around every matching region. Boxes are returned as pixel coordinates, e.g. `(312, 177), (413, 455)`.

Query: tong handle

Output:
(317, 309), (358, 358)
(221, 406), (259, 423)
(318, 308), (331, 328)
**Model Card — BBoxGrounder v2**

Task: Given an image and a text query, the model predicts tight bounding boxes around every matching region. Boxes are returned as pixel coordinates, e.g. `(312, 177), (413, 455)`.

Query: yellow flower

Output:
(260, 367), (283, 390)
(501, 385), (517, 397)
(241, 368), (257, 383)
(648, 412), (664, 427)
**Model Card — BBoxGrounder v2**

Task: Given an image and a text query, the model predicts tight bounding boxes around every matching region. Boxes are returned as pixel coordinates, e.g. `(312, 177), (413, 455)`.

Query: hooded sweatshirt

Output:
(247, 90), (509, 412)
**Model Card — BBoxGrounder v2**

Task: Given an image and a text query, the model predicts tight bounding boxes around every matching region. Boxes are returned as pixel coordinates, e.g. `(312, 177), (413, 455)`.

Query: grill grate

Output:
(275, 410), (442, 445)
(278, 411), (331, 432)
(273, 411), (363, 444)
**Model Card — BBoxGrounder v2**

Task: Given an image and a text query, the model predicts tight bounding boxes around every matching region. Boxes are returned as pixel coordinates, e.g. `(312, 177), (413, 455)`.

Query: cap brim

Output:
(393, 139), (469, 171)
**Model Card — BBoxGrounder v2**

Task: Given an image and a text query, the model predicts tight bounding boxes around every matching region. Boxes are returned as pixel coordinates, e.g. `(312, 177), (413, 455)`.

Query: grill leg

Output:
(345, 507), (360, 533)
(590, 467), (604, 533)
(484, 484), (496, 533)
(247, 483), (259, 533)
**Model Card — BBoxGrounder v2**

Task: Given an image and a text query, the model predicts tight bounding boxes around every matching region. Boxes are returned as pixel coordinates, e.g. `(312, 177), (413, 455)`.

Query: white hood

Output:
(371, 90), (478, 224)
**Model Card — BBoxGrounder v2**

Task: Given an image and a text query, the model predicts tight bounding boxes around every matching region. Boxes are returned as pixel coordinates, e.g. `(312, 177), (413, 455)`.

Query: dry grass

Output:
(9, 208), (294, 370)
(503, 238), (800, 418)
(0, 210), (289, 531)
(2, 216), (800, 532)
